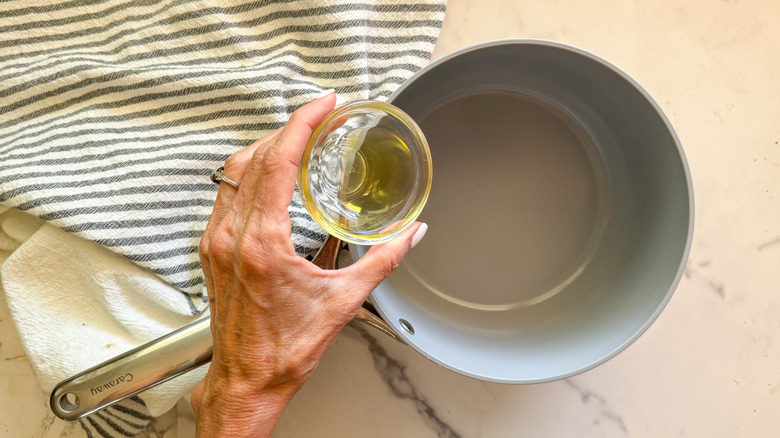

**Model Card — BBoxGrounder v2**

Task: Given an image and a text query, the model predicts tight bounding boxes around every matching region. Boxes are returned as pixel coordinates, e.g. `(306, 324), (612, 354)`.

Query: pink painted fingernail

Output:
(410, 223), (428, 248)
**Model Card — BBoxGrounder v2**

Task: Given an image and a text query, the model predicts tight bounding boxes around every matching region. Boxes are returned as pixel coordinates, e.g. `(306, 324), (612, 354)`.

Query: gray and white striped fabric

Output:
(78, 396), (152, 438)
(1, 1), (445, 436)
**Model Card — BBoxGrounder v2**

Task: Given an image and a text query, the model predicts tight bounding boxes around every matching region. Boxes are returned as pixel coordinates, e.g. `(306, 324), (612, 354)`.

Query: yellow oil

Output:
(337, 127), (415, 230)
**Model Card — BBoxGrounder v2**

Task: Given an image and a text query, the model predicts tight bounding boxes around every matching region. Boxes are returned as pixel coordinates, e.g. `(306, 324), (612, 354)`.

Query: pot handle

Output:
(50, 317), (213, 421)
(51, 236), (400, 421)
(353, 302), (403, 342)
(50, 302), (398, 421)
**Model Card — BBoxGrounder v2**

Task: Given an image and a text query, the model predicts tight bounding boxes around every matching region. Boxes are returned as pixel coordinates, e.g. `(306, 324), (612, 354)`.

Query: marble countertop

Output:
(2, 0), (779, 436)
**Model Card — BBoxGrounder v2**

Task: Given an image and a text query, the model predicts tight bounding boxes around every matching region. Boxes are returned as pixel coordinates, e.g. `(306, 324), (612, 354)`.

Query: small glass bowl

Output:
(298, 101), (432, 245)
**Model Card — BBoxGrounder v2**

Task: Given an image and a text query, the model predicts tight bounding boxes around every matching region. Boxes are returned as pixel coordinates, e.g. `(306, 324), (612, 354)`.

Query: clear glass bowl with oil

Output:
(298, 101), (432, 245)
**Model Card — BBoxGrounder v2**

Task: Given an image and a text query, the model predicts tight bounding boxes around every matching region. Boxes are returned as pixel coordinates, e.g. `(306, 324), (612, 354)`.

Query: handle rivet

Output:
(399, 319), (415, 335)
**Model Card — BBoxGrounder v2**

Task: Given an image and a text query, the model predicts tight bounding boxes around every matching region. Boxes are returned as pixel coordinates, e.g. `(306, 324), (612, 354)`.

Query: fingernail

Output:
(410, 223), (428, 248)
(314, 88), (335, 99)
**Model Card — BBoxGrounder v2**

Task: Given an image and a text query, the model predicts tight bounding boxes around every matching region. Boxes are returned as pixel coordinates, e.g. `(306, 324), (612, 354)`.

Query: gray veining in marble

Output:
(565, 380), (628, 435)
(354, 325), (463, 438)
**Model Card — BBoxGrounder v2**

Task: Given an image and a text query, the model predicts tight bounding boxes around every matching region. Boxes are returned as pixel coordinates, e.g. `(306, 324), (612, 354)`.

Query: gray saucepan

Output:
(354, 39), (693, 383)
(50, 39), (693, 420)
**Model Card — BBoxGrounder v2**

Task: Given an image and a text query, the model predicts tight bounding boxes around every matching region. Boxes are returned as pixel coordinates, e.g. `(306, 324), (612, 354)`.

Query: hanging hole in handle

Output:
(59, 392), (80, 413)
(399, 318), (414, 335)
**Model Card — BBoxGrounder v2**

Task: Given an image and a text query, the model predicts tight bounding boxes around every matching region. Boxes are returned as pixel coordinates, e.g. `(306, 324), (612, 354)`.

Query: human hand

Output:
(191, 92), (427, 437)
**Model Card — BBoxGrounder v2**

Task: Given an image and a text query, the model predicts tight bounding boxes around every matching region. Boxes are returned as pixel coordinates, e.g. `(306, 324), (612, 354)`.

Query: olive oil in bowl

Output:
(299, 101), (431, 245)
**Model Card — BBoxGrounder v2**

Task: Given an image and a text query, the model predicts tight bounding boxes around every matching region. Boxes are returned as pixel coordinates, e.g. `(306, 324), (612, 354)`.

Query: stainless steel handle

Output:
(50, 317), (213, 421)
(353, 304), (403, 343)
(50, 236), (401, 421)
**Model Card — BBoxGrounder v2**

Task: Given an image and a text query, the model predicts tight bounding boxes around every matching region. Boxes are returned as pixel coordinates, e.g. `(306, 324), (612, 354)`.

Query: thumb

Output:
(342, 222), (428, 293)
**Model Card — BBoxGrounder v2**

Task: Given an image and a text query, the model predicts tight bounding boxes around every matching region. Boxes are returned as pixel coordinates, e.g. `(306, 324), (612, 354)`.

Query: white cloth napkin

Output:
(0, 1), (445, 437)
(1, 206), (208, 435)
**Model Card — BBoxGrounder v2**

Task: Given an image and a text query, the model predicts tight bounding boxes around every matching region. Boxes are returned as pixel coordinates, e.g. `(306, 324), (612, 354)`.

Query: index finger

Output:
(241, 92), (337, 219)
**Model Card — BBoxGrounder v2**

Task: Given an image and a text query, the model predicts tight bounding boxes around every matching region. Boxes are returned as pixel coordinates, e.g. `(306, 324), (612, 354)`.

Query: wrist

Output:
(192, 370), (302, 438)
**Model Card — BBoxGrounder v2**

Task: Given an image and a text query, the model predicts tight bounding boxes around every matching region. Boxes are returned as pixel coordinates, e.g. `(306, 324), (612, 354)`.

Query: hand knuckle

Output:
(206, 229), (236, 261)
(222, 153), (243, 175)
(367, 253), (403, 285)
(198, 233), (210, 256)
(383, 252), (403, 275)
(262, 140), (299, 172)
(261, 143), (284, 167)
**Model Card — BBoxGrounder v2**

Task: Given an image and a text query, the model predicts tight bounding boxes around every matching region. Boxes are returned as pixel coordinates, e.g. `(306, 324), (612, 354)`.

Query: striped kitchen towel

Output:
(0, 0), (446, 436)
